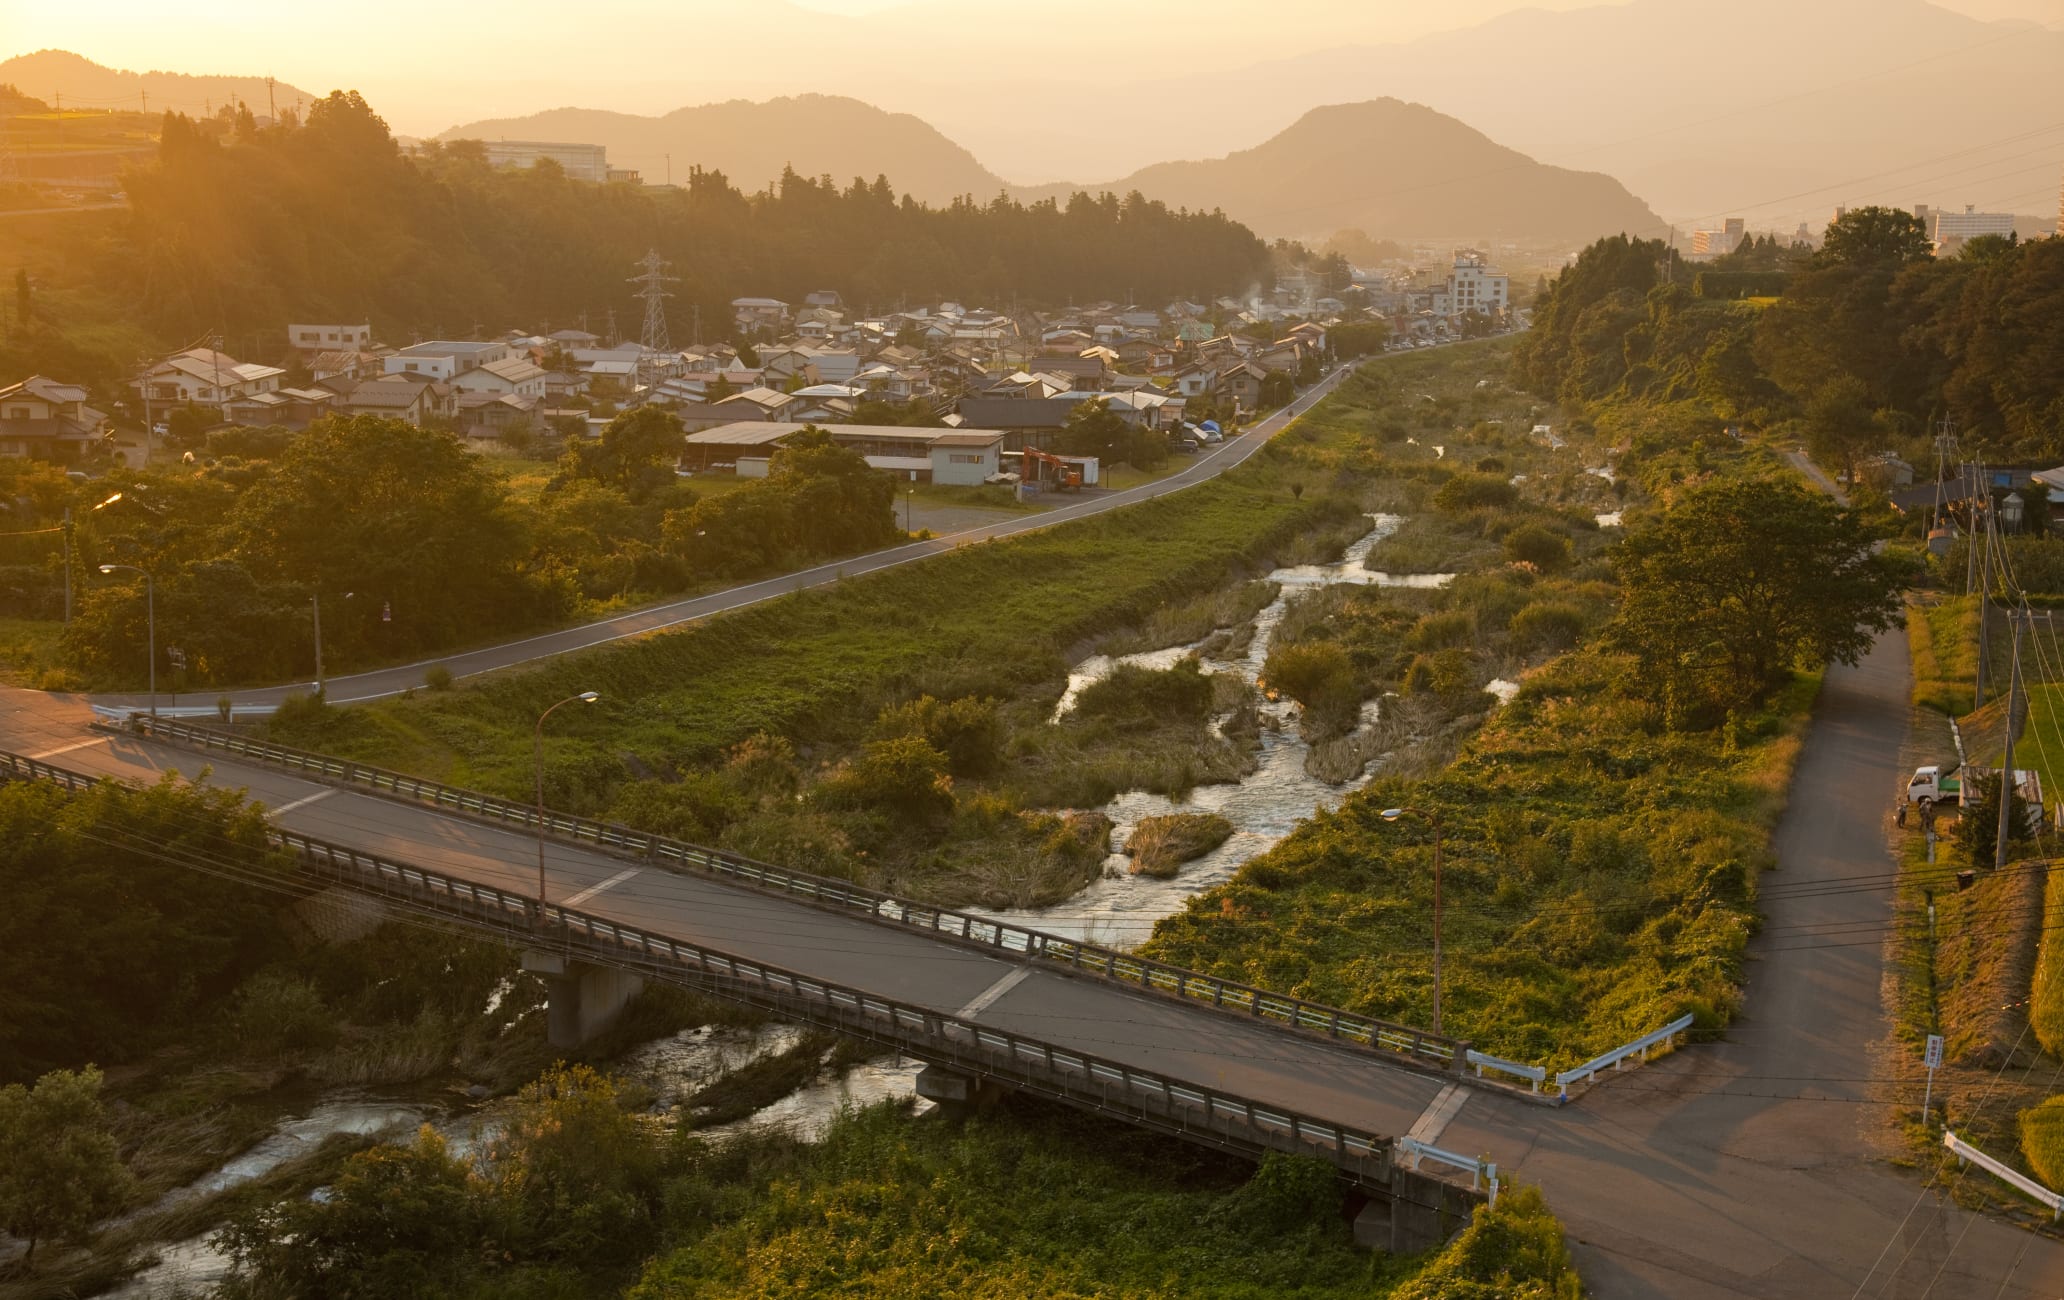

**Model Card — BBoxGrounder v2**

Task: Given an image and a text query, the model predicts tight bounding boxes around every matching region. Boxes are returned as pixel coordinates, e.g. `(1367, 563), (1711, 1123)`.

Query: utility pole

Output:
(267, 76), (276, 122)
(1996, 606), (2027, 870)
(61, 508), (73, 623)
(1975, 477), (1993, 708)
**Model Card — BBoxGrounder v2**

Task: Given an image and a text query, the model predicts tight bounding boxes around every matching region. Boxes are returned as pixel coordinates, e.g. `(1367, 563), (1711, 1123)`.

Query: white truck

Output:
(1903, 763), (2046, 828)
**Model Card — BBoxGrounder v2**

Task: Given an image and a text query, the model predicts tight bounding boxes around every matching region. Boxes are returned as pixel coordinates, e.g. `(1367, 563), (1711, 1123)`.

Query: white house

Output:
(0, 375), (104, 459)
(138, 349), (285, 412)
(383, 341), (509, 382)
(452, 356), (548, 399)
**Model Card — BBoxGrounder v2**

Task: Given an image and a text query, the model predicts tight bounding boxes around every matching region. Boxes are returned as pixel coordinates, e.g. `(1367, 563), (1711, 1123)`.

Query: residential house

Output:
(452, 356), (548, 399)
(223, 386), (339, 430)
(715, 387), (800, 421)
(288, 323), (373, 354)
(384, 341), (509, 381)
(138, 349), (286, 415)
(1172, 363), (1219, 399)
(309, 350), (379, 384)
(1033, 353), (1109, 391)
(731, 297), (790, 334)
(0, 375), (105, 460)
(682, 421), (1004, 485)
(1216, 361), (1267, 413)
(1114, 337), (1175, 371)
(454, 391), (542, 441)
(338, 377), (440, 425)
(953, 396), (1086, 451)
(548, 328), (602, 348)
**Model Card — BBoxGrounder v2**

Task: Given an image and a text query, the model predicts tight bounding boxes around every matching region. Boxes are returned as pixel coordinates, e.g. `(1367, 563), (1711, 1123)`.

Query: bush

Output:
(233, 971), (340, 1055)
(2022, 1096), (2064, 1190)
(609, 773), (748, 843)
(1509, 602), (1589, 655)
(1262, 640), (1356, 710)
(423, 665), (454, 692)
(821, 734), (955, 824)
(1433, 472), (1518, 513)
(1394, 1184), (1583, 1300)
(875, 695), (1004, 777)
(1503, 523), (1573, 572)
(1075, 659), (1214, 729)
(1410, 610), (1475, 651)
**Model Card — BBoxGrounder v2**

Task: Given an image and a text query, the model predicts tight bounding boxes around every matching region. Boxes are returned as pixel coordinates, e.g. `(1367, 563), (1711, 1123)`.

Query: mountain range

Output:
(439, 96), (1659, 245)
(0, 49), (315, 121)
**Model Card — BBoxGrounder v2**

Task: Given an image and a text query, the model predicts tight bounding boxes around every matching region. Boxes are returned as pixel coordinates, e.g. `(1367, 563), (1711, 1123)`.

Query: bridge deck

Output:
(14, 722), (1450, 1157)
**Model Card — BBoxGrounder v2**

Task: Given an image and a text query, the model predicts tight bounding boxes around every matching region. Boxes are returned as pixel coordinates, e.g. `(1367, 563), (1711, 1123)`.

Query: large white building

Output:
(1443, 250), (1509, 320)
(288, 323), (373, 353)
(1932, 204), (2016, 251)
(479, 140), (610, 183)
(137, 348), (285, 412)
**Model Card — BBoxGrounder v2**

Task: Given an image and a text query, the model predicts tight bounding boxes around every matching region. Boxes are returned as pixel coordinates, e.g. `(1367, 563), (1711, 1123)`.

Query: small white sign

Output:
(1925, 1034), (1945, 1070)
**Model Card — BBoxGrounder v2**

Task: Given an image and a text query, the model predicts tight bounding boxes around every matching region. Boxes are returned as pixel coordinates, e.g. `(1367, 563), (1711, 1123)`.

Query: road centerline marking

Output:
(28, 735), (110, 759)
(1407, 1082), (1472, 1148)
(957, 966), (1034, 1020)
(562, 867), (640, 909)
(269, 788), (339, 818)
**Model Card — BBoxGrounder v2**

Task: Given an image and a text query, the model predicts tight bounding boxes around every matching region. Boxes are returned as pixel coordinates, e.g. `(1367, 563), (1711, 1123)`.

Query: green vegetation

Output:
(0, 1066), (132, 1268)
(2020, 1095), (2064, 1190)
(3, 410), (899, 688)
(213, 1086), (1583, 1300)
(3, 90), (1268, 391)
(1127, 812), (1235, 877)
(1908, 595), (1978, 715)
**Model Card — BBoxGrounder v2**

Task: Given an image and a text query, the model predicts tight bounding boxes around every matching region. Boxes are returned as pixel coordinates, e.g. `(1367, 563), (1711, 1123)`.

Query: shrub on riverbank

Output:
(1128, 812), (1236, 877)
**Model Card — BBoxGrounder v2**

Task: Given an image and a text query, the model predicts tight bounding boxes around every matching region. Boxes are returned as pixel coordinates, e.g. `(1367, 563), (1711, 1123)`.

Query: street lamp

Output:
(1379, 805), (1444, 1036)
(905, 485), (915, 534)
(97, 563), (156, 718)
(311, 591), (354, 696)
(534, 691), (600, 913)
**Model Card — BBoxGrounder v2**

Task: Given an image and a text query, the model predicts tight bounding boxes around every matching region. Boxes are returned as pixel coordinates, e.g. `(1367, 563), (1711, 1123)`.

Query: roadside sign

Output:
(1923, 1034), (1945, 1122)
(382, 601), (392, 623)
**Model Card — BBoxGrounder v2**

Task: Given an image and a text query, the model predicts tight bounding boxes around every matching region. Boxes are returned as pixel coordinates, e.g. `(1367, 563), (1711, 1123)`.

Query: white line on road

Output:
(28, 735), (109, 759)
(1407, 1082), (1472, 1148)
(956, 966), (1035, 1020)
(562, 867), (640, 909)
(269, 788), (339, 818)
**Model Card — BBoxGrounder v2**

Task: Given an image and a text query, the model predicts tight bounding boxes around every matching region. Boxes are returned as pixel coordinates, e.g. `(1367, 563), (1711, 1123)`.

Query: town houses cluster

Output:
(2, 249), (1516, 471)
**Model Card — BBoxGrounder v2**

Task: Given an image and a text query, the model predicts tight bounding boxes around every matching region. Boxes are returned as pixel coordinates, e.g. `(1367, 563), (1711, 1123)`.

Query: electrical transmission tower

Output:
(629, 250), (676, 404)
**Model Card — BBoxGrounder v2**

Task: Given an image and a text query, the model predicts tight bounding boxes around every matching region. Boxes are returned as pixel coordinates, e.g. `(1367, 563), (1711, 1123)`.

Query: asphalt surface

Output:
(90, 360), (1368, 715)
(1437, 630), (2064, 1298)
(0, 686), (1450, 1147)
(15, 629), (2064, 1294)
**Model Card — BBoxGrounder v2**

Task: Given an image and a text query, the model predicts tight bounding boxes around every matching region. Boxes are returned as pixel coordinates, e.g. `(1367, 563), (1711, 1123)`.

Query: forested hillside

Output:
(2, 90), (1271, 386)
(1514, 213), (2064, 468)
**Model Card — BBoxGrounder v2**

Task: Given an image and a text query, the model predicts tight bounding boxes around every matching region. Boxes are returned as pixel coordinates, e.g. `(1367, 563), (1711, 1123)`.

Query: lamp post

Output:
(1379, 804), (1444, 1035)
(905, 485), (915, 534)
(97, 563), (155, 717)
(534, 691), (600, 912)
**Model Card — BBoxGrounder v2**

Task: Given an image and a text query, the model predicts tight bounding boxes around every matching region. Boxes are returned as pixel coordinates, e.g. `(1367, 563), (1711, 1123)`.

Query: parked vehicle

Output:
(1904, 762), (2047, 829)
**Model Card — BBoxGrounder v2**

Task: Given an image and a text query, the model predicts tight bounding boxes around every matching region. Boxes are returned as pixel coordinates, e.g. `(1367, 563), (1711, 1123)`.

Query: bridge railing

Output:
(259, 818), (1402, 1184)
(1944, 1130), (2064, 1220)
(115, 715), (1465, 1070)
(1554, 1013), (1694, 1100)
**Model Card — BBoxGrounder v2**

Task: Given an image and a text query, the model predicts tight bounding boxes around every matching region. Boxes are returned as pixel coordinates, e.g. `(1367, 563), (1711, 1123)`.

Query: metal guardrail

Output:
(1945, 1131), (2064, 1220)
(1554, 1013), (1695, 1100)
(117, 715), (1466, 1069)
(0, 746), (1420, 1189)
(1396, 1135), (1500, 1205)
(1466, 1049), (1546, 1092)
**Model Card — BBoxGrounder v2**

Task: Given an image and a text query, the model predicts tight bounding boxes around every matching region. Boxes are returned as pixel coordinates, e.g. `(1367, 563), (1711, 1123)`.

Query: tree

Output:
(1816, 206), (1932, 271)
(1609, 477), (1906, 724)
(489, 1064), (661, 1265)
(1057, 398), (1132, 463)
(0, 1066), (133, 1266)
(561, 405), (684, 500)
(1259, 371), (1295, 408)
(1803, 375), (1880, 487)
(1502, 522), (1572, 572)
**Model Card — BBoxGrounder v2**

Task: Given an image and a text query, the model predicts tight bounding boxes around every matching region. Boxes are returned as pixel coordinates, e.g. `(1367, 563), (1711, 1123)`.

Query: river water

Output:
(997, 514), (1454, 947)
(104, 514), (1460, 1297)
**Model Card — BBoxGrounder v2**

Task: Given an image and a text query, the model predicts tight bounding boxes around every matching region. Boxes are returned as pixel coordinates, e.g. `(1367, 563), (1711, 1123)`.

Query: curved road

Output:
(92, 359), (1371, 715)
(10, 629), (2064, 1295)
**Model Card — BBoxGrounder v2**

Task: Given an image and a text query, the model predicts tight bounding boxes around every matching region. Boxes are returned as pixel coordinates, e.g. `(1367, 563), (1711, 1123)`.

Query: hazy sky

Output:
(4, 0), (2054, 142)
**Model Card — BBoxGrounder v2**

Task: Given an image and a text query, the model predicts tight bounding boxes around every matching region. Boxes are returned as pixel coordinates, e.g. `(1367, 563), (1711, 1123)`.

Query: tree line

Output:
(3, 90), (1272, 390)
(1515, 210), (2064, 469)
(0, 410), (898, 688)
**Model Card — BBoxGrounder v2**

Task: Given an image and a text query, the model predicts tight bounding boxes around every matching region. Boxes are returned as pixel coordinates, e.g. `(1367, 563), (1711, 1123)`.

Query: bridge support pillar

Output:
(522, 951), (643, 1049)
(1366, 1166), (1476, 1254)
(914, 1065), (1006, 1116)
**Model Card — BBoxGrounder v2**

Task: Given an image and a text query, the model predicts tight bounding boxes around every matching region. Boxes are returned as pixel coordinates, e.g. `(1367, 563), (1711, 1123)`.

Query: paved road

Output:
(0, 686), (1451, 1149)
(16, 630), (2064, 1294)
(1439, 629), (2064, 1298)
(91, 359), (1374, 716)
